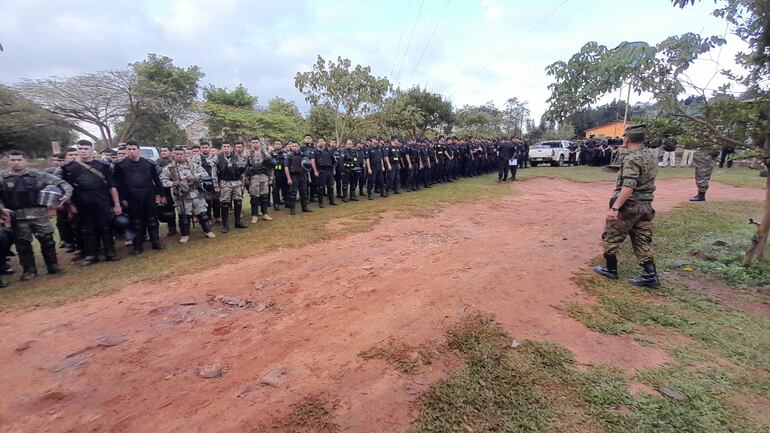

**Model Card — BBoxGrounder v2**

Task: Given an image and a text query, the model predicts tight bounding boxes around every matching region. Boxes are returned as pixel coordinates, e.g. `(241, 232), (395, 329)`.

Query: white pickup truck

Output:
(528, 140), (572, 167)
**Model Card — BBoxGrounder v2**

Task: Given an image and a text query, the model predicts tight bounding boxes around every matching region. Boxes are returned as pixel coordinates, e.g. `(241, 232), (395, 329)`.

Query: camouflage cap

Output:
(623, 124), (645, 136)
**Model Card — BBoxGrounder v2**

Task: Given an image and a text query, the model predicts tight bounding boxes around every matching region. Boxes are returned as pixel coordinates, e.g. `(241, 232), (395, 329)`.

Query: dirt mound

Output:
(0, 178), (762, 432)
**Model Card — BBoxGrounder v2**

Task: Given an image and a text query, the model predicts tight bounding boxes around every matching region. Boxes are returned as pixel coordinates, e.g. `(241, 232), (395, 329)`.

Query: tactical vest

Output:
(216, 154), (241, 181)
(315, 148), (334, 168)
(0, 173), (40, 210)
(288, 152), (304, 173)
(274, 150), (285, 174)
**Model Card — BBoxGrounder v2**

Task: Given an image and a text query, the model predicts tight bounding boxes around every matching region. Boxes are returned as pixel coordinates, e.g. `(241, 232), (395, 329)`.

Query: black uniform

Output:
(498, 142), (515, 181)
(285, 150), (310, 213)
(272, 149), (289, 211)
(366, 146), (385, 199)
(340, 148), (361, 202)
(384, 145), (401, 194)
(312, 147), (336, 207)
(60, 159), (118, 263)
(114, 157), (163, 253)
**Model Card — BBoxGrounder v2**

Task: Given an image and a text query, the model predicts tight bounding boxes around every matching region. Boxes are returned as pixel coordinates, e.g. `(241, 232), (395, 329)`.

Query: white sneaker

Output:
(251, 216), (259, 224)
(179, 236), (189, 243)
(262, 214), (272, 221)
(205, 232), (216, 239)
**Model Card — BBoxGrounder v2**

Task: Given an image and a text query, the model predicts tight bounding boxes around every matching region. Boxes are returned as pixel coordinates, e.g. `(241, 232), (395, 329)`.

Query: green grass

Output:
(409, 313), (769, 433)
(517, 165), (766, 188)
(0, 174), (510, 310)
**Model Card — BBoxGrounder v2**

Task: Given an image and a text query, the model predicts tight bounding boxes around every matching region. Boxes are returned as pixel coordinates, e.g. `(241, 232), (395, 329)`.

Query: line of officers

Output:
(0, 135), (523, 287)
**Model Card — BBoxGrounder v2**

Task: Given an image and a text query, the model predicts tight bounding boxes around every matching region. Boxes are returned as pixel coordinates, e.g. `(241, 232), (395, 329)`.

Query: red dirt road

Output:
(0, 178), (762, 433)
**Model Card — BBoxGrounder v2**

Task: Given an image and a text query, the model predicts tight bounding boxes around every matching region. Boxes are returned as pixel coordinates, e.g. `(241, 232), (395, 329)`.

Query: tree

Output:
(203, 84), (256, 109)
(306, 104), (337, 141)
(454, 102), (504, 137)
(502, 97), (530, 137)
(118, 54), (203, 144)
(545, 1), (770, 264)
(0, 85), (75, 156)
(381, 86), (454, 136)
(295, 55), (391, 143)
(15, 54), (202, 147)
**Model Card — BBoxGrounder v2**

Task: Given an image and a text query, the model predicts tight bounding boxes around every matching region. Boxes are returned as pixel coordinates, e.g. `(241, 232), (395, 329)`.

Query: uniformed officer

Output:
(301, 134), (317, 202)
(0, 150), (72, 280)
(365, 138), (386, 200)
(690, 147), (718, 201)
(331, 139), (344, 200)
(311, 138), (337, 207)
(594, 125), (660, 288)
(114, 140), (164, 254)
(193, 142), (221, 224)
(58, 140), (122, 266)
(384, 137), (401, 195)
(340, 140), (360, 202)
(212, 141), (247, 233)
(271, 140), (289, 211)
(285, 141), (312, 214)
(245, 137), (274, 223)
(159, 147), (216, 243)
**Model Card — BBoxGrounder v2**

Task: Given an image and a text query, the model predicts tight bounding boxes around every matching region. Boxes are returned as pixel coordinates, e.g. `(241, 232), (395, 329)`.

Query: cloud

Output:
(0, 0), (750, 124)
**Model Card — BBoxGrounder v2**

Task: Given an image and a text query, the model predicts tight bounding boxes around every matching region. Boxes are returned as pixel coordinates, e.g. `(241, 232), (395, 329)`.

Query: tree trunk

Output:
(743, 131), (770, 265)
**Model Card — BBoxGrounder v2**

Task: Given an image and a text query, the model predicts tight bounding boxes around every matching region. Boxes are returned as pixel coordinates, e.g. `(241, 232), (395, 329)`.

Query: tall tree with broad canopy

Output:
(546, 0), (769, 264)
(295, 56), (391, 143)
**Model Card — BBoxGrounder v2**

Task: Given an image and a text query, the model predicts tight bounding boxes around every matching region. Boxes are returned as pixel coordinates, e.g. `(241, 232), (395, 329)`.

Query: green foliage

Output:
(306, 104), (337, 141)
(502, 97), (530, 137)
(203, 102), (301, 143)
(295, 55), (391, 143)
(454, 102), (504, 137)
(203, 84), (256, 109)
(381, 86), (454, 136)
(0, 85), (75, 156)
(120, 54), (203, 144)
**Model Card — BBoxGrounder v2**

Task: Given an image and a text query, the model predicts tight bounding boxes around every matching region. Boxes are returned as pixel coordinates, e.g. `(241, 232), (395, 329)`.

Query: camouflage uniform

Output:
(602, 147), (658, 262)
(693, 150), (715, 193)
(0, 169), (73, 278)
(159, 161), (209, 216)
(244, 148), (273, 221)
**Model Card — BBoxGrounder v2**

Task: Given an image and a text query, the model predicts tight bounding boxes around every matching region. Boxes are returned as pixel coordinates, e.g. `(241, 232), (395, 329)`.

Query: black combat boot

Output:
(368, 191), (373, 200)
(593, 254), (618, 280)
(342, 187), (349, 202)
(101, 231), (120, 262)
(629, 261), (660, 289)
(148, 221), (163, 250)
(40, 234), (65, 275)
(689, 191), (706, 202)
(197, 213), (215, 238)
(250, 199), (259, 220)
(17, 240), (37, 280)
(234, 201), (247, 228)
(221, 206), (230, 233)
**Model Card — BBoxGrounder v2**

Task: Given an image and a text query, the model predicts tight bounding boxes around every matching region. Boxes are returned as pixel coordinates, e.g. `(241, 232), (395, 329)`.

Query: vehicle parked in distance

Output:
(529, 140), (572, 167)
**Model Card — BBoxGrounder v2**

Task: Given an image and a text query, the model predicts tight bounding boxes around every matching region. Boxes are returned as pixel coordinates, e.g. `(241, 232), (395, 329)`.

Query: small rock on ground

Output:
(198, 364), (226, 379)
(658, 386), (685, 401)
(260, 367), (291, 387)
(96, 335), (128, 347)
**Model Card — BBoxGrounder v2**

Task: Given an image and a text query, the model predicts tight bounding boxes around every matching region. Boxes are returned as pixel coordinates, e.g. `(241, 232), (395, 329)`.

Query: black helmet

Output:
(301, 157), (312, 171)
(157, 205), (176, 224)
(262, 157), (276, 170)
(199, 174), (215, 192)
(113, 214), (135, 241)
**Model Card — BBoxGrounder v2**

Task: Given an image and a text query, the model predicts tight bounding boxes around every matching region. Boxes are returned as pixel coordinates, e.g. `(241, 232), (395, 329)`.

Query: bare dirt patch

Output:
(0, 178), (762, 432)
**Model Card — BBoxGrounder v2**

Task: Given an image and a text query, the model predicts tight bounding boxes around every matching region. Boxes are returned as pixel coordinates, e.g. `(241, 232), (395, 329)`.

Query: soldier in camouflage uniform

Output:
(690, 147), (717, 201)
(0, 150), (73, 281)
(212, 142), (247, 233)
(160, 147), (216, 243)
(594, 125), (660, 288)
(245, 137), (274, 224)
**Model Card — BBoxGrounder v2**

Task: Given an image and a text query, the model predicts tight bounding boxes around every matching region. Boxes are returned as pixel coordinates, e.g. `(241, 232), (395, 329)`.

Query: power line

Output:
(408, 0), (452, 84)
(394, 0), (426, 87)
(471, 0), (570, 80)
(444, 0), (570, 99)
(390, 0), (413, 78)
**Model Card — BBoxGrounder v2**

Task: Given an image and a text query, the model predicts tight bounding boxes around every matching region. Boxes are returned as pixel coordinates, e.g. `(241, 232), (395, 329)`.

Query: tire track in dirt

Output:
(0, 178), (762, 433)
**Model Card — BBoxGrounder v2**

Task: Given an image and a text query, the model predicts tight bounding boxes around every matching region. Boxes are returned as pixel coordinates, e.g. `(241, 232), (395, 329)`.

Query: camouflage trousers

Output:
(693, 151), (714, 193)
(219, 180), (243, 204)
(602, 201), (655, 263)
(247, 174), (270, 197)
(14, 215), (55, 243)
(176, 196), (208, 216)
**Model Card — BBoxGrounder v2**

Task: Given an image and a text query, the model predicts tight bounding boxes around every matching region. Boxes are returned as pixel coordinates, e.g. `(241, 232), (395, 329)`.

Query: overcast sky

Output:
(0, 0), (748, 122)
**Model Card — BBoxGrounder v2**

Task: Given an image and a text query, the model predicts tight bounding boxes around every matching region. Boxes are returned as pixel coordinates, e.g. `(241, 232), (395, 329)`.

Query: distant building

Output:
(585, 120), (625, 139)
(185, 117), (209, 143)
